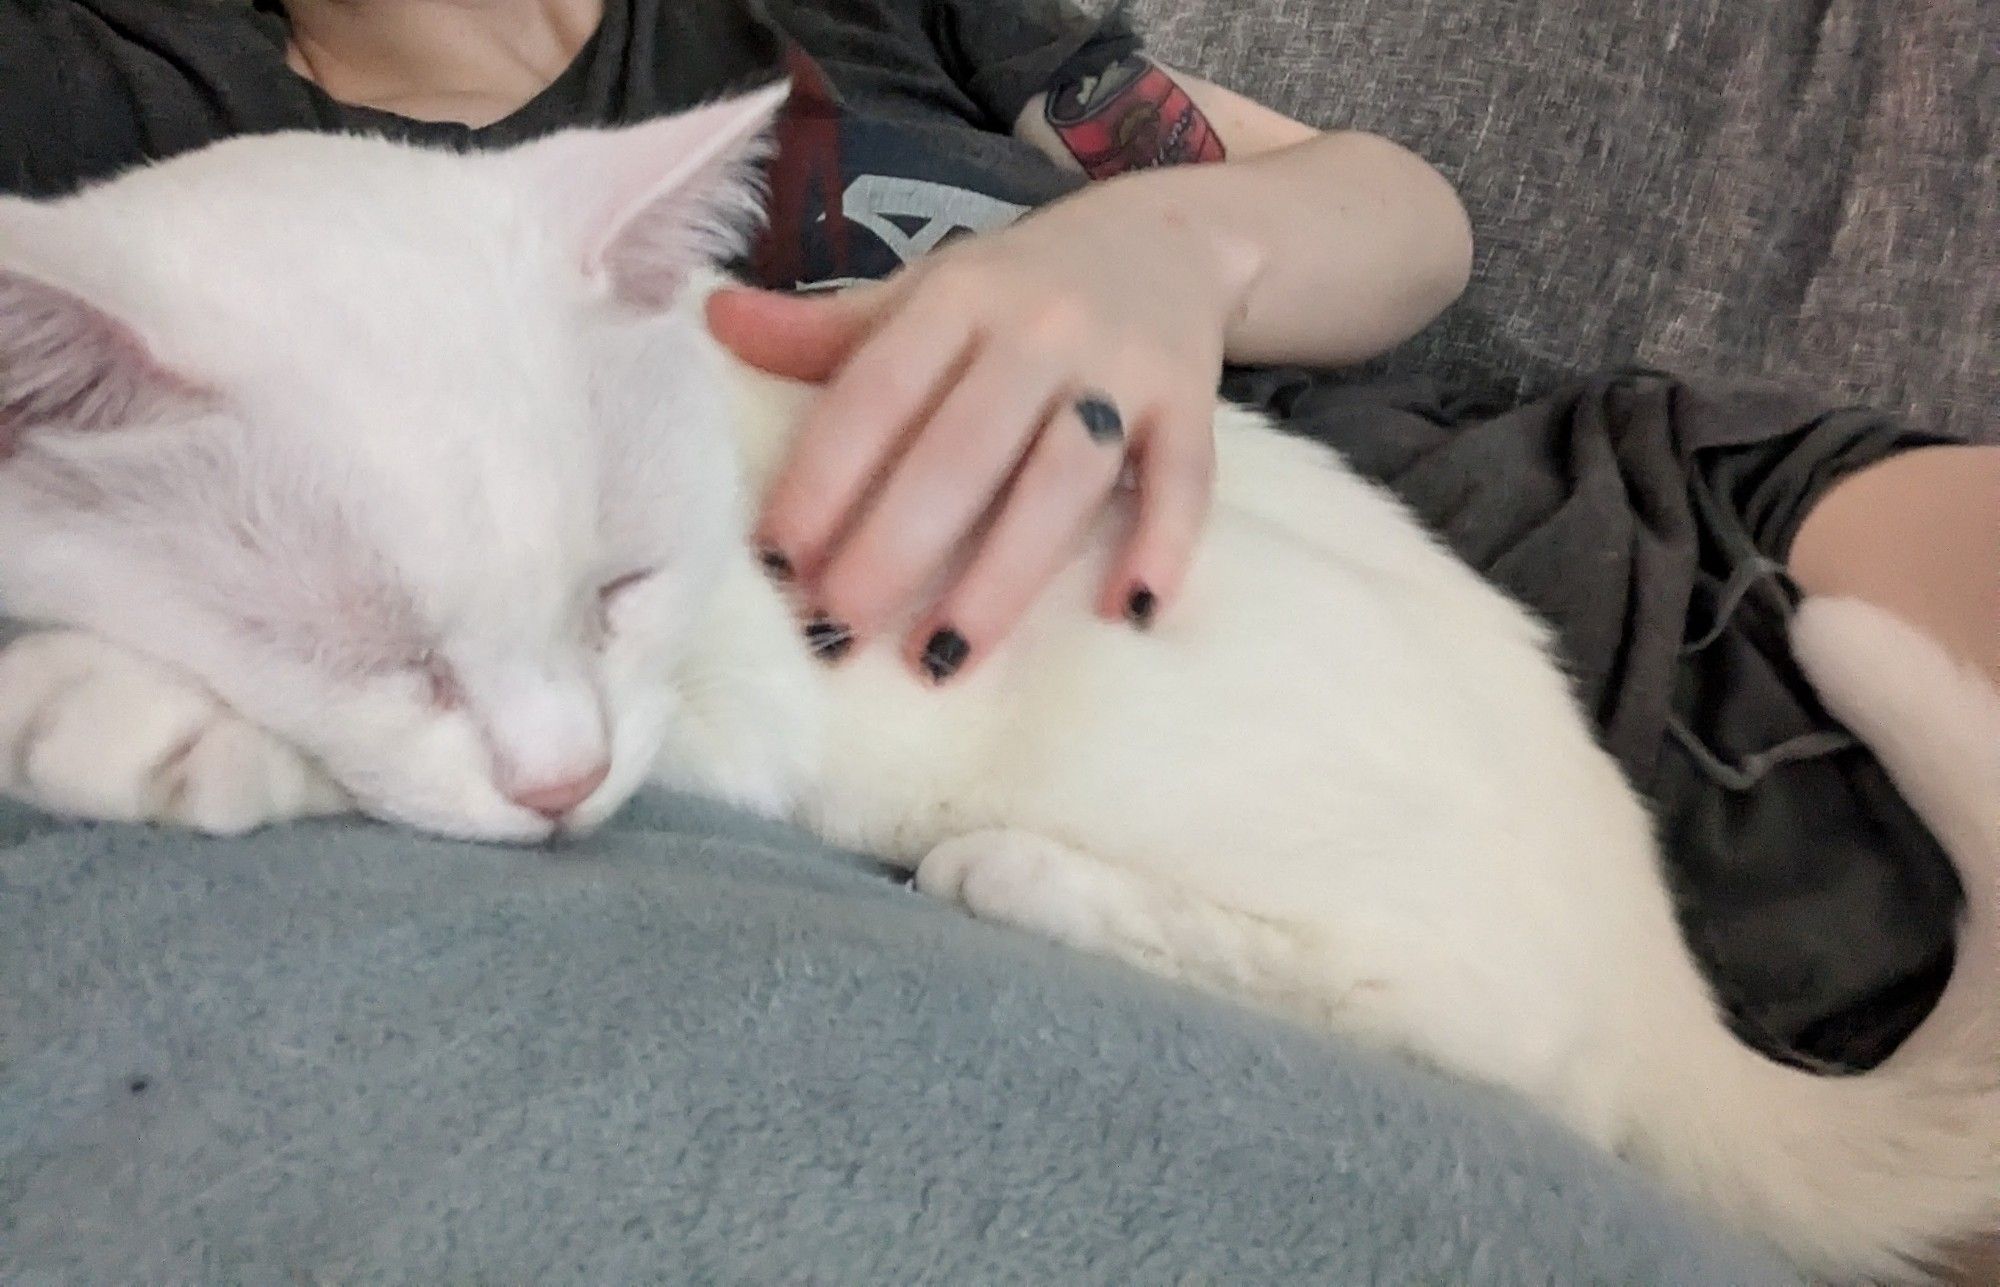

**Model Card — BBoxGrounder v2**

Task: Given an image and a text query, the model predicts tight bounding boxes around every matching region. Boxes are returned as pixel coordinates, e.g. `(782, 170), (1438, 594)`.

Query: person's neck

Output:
(282, 0), (605, 127)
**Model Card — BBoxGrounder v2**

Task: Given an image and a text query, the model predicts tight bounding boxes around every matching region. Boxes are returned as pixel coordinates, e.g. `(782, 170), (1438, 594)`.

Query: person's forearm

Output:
(1052, 130), (1475, 368)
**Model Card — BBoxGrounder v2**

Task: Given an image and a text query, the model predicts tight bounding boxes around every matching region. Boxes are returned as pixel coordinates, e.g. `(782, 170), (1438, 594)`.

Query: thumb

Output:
(705, 282), (893, 383)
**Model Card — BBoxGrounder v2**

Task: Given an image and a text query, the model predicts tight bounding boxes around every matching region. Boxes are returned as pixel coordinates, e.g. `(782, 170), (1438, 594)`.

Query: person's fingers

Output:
(703, 283), (889, 382)
(755, 286), (980, 579)
(808, 341), (1068, 642)
(1098, 393), (1215, 627)
(905, 391), (1133, 683)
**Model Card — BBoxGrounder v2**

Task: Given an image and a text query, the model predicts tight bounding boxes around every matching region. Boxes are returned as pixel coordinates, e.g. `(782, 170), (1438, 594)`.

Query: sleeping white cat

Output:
(0, 88), (1992, 1281)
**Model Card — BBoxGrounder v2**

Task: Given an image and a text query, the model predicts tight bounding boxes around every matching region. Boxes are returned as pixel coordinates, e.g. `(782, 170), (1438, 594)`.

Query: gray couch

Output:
(1133, 0), (1995, 446)
(3, 795), (1800, 1283)
(5, 1), (1990, 1282)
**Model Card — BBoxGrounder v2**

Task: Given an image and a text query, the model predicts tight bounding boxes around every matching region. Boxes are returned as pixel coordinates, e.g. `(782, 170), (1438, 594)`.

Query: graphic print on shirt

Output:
(750, 45), (849, 291)
(833, 175), (1026, 286)
(750, 47), (1054, 292)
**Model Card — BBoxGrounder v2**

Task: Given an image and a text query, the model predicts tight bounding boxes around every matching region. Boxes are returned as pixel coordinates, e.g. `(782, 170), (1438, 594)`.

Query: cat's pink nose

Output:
(505, 763), (610, 820)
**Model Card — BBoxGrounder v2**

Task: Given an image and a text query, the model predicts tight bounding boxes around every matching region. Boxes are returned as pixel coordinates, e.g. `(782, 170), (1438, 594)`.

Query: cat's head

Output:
(0, 86), (788, 841)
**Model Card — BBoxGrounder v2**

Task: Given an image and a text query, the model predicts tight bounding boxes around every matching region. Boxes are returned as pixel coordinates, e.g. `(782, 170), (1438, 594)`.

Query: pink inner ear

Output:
(0, 269), (197, 447)
(523, 83), (790, 309)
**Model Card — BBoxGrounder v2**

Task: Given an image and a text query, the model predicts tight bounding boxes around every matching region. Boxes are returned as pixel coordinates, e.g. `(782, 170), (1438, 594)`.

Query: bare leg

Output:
(1947, 1237), (2000, 1287)
(1791, 447), (2000, 1281)
(1789, 444), (2000, 694)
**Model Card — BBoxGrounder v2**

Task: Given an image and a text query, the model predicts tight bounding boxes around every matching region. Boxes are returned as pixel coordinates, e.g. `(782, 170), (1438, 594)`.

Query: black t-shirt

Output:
(0, 0), (1136, 287)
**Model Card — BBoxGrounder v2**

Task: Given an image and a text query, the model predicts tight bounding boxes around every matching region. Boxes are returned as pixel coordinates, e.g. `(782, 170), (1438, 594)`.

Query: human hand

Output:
(706, 189), (1255, 684)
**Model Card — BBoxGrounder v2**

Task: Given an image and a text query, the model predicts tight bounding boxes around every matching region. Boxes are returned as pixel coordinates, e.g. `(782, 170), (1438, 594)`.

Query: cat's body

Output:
(0, 92), (1992, 1280)
(693, 361), (1665, 1128)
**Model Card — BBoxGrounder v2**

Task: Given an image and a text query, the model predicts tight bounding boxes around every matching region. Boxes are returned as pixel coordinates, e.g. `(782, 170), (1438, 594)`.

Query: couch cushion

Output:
(1130, 0), (1995, 444)
(0, 794), (1803, 1283)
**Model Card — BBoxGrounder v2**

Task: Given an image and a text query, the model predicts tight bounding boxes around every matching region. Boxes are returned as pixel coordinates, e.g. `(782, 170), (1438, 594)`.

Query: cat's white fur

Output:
(0, 92), (1992, 1280)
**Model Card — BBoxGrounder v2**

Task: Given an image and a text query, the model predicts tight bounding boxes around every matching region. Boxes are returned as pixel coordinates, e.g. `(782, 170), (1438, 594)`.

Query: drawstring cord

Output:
(1668, 555), (1858, 790)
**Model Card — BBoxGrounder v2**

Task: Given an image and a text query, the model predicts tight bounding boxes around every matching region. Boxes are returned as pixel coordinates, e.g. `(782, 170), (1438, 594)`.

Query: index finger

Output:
(755, 287), (980, 578)
(705, 283), (886, 383)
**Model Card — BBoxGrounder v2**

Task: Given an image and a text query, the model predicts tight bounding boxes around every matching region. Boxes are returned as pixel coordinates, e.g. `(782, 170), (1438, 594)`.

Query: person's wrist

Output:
(1080, 167), (1263, 345)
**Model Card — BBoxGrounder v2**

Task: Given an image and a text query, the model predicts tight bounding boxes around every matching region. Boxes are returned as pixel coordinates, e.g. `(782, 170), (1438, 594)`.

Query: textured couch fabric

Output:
(1129, 0), (1996, 446)
(0, 794), (1803, 1284)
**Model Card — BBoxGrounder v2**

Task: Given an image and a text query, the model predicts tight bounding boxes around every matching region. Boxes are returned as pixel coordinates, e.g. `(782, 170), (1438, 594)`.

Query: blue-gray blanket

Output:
(2, 791), (1802, 1283)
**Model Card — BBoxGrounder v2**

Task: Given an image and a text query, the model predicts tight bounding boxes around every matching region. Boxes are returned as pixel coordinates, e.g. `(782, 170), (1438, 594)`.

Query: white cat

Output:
(0, 88), (1992, 1280)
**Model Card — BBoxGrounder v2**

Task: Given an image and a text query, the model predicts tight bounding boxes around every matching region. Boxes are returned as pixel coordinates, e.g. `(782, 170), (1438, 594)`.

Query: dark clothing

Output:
(0, 0), (1129, 285)
(0, 0), (1963, 1069)
(1222, 368), (1963, 1068)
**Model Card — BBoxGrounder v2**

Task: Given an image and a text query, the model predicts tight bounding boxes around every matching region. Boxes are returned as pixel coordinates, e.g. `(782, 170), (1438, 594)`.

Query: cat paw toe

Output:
(912, 833), (980, 902)
(916, 831), (1071, 927)
(0, 629), (343, 832)
(159, 718), (346, 835)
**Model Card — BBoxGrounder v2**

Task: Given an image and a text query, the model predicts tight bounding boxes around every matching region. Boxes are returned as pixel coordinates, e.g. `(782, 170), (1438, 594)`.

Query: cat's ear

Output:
(519, 83), (788, 310)
(0, 265), (205, 444)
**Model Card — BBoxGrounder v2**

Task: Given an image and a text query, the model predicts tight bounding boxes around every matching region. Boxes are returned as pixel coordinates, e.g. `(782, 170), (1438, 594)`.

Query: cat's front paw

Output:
(0, 630), (348, 834)
(916, 830), (1129, 953)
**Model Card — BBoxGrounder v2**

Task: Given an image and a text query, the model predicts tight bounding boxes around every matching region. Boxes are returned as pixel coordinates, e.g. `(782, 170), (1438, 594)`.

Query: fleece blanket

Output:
(0, 790), (1801, 1284)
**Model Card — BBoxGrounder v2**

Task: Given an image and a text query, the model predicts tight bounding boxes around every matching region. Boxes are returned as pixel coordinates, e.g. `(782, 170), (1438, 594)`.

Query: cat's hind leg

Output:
(916, 830), (1376, 1026)
(0, 630), (348, 835)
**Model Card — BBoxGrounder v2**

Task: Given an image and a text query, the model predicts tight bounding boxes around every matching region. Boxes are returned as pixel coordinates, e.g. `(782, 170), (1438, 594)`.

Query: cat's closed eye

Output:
(594, 568), (657, 641)
(415, 649), (465, 712)
(598, 569), (654, 604)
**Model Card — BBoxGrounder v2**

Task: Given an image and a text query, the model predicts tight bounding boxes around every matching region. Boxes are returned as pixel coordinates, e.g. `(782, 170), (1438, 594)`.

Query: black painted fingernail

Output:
(1075, 395), (1125, 445)
(1125, 585), (1157, 629)
(759, 546), (794, 581)
(920, 627), (971, 684)
(804, 615), (852, 662)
